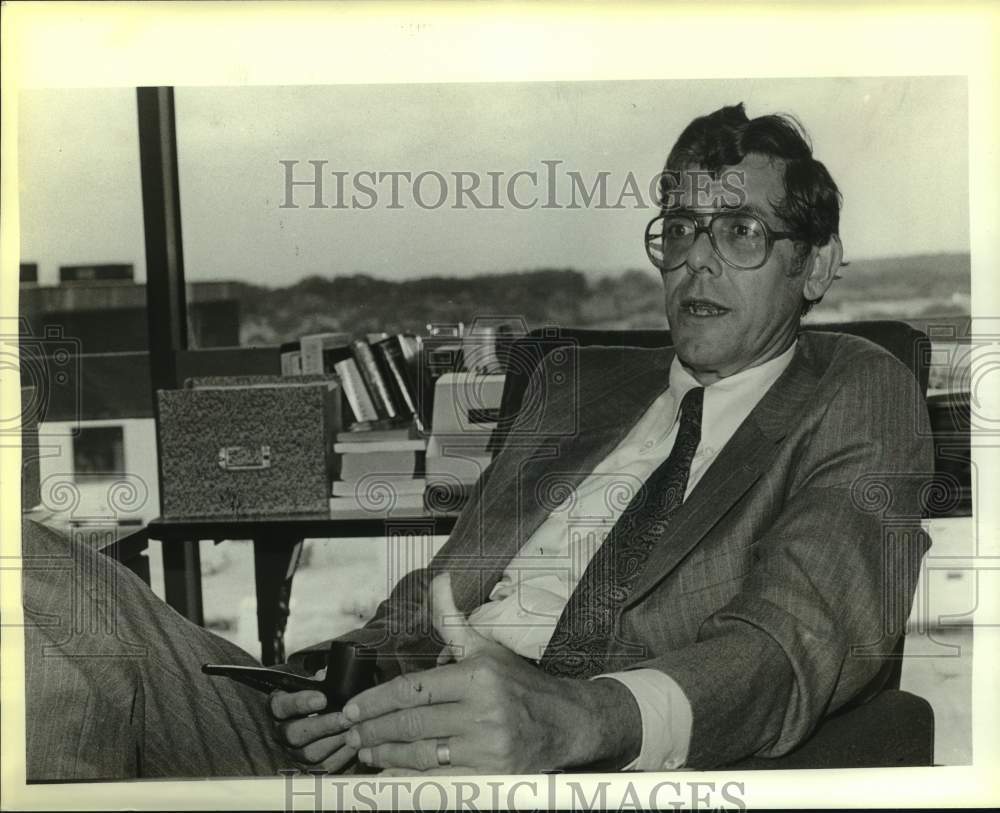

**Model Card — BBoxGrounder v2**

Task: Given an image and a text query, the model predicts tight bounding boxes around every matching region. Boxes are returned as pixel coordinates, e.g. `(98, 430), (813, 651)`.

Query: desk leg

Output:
(162, 539), (204, 626)
(124, 552), (151, 586)
(253, 537), (303, 666)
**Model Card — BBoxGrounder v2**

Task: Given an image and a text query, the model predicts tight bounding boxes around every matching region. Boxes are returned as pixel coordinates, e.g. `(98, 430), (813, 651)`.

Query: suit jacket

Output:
(292, 330), (934, 769)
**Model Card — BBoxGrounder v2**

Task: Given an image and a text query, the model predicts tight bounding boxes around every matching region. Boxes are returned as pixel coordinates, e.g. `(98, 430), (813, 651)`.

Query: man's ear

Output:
(802, 235), (843, 302)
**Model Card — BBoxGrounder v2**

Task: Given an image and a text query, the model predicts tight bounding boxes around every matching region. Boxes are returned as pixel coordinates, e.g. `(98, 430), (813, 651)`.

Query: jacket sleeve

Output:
(630, 353), (935, 768)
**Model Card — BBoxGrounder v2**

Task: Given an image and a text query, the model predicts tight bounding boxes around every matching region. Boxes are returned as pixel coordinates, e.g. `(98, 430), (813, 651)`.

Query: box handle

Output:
(218, 445), (272, 471)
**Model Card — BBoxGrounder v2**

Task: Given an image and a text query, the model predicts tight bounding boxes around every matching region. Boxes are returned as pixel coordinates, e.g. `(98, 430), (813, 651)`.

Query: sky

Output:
(17, 76), (969, 287)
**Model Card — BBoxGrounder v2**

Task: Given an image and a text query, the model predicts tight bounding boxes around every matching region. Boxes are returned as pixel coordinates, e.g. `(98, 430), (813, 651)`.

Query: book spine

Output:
(339, 450), (424, 480)
(333, 478), (426, 497)
(398, 333), (433, 429)
(351, 340), (398, 420)
(333, 356), (380, 423)
(335, 427), (415, 443)
(374, 337), (422, 429)
(329, 494), (426, 512)
(300, 337), (325, 375)
(334, 439), (426, 453)
(280, 341), (301, 376)
(300, 333), (351, 375)
(280, 350), (302, 376)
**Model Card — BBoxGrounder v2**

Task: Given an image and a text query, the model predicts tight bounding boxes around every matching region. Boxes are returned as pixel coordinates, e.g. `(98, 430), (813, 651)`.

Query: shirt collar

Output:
(667, 341), (798, 446)
(668, 340), (798, 399)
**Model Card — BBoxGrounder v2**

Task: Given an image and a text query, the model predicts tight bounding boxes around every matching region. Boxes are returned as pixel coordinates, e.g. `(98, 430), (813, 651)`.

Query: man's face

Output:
(661, 154), (812, 385)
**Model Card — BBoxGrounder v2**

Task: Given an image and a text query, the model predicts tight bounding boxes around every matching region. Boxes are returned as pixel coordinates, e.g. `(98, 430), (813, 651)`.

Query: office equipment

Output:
(157, 377), (341, 518)
(426, 373), (505, 491)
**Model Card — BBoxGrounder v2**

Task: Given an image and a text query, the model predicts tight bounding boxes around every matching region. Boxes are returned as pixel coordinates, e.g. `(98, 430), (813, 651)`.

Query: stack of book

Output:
(329, 425), (427, 513)
(282, 331), (426, 432)
(280, 330), (432, 514)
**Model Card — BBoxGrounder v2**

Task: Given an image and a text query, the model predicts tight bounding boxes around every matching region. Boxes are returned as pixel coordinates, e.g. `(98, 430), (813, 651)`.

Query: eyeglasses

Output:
(644, 210), (802, 271)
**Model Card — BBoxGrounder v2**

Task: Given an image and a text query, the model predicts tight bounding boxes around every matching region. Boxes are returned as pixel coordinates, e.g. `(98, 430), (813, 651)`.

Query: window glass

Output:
(17, 88), (160, 534)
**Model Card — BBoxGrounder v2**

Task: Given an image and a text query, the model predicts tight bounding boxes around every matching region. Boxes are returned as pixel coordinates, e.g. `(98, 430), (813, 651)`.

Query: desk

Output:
(146, 511), (461, 664)
(24, 509), (153, 583)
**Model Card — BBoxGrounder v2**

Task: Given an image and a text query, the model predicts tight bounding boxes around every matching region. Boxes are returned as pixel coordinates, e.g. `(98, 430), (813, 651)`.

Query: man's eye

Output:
(722, 218), (764, 241)
(664, 221), (693, 239)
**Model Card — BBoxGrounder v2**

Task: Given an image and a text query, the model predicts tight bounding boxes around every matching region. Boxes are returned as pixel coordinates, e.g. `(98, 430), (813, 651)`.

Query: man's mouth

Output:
(680, 298), (731, 317)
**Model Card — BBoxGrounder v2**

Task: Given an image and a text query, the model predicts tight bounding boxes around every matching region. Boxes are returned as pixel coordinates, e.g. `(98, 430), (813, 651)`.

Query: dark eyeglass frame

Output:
(644, 210), (802, 272)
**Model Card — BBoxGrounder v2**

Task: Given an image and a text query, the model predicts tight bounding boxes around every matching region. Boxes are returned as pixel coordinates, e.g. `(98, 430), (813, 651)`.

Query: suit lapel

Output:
(623, 340), (823, 610)
(448, 347), (674, 614)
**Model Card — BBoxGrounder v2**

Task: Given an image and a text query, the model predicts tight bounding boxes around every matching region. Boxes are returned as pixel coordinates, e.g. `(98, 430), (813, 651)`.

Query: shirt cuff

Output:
(593, 668), (693, 771)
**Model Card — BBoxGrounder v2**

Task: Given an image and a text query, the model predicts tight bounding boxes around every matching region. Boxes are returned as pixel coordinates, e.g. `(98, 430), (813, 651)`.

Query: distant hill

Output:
(808, 252), (970, 322)
(225, 252), (970, 345)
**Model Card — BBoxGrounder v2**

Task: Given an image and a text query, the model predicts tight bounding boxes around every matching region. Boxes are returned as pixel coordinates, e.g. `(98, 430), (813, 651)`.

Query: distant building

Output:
(20, 265), (242, 353)
(20, 263), (38, 285)
(60, 263), (135, 284)
(19, 266), (247, 526)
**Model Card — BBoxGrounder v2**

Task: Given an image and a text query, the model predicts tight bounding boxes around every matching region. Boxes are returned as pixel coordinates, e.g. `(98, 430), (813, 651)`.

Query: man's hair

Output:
(661, 103), (842, 314)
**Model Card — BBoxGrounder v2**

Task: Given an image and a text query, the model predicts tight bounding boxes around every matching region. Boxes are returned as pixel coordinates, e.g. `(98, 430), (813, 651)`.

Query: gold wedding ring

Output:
(435, 738), (452, 768)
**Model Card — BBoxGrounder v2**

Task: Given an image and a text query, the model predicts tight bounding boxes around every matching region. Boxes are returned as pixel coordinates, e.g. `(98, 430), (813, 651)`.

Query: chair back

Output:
(490, 320), (930, 457)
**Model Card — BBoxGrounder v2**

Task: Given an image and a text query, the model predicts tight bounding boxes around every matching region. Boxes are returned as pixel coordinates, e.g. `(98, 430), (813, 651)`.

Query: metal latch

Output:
(218, 445), (272, 471)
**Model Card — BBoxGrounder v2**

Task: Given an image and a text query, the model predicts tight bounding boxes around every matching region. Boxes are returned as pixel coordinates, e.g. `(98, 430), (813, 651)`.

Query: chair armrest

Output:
(725, 689), (934, 769)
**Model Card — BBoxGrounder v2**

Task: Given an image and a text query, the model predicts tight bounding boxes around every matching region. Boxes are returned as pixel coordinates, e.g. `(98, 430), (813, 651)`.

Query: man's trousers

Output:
(20, 518), (300, 780)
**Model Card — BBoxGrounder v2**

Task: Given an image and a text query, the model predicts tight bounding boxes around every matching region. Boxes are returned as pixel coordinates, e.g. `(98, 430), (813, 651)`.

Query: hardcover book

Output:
(373, 335), (423, 431)
(299, 332), (351, 375)
(280, 341), (302, 376)
(338, 450), (425, 481)
(351, 339), (399, 421)
(327, 344), (380, 425)
(335, 425), (418, 443)
(334, 438), (426, 454)
(332, 477), (427, 497)
(329, 492), (426, 513)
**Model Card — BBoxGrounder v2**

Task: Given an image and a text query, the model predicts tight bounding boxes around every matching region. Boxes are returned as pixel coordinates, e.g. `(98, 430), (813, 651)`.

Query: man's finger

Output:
(344, 664), (469, 723)
(379, 767), (477, 776)
(289, 733), (348, 765)
(359, 736), (470, 772)
(320, 743), (360, 774)
(270, 689), (328, 720)
(431, 572), (488, 661)
(278, 710), (351, 748)
(347, 703), (466, 748)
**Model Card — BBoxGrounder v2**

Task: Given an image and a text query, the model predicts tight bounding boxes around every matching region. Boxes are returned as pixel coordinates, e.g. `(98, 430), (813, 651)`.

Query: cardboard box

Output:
(157, 378), (341, 518)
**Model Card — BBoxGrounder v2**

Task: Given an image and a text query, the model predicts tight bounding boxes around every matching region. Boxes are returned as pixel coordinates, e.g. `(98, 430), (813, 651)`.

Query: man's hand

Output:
(341, 573), (642, 774)
(269, 687), (357, 771)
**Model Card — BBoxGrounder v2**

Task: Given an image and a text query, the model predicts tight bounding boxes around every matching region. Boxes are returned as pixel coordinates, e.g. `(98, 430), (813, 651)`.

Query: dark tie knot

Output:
(678, 386), (705, 431)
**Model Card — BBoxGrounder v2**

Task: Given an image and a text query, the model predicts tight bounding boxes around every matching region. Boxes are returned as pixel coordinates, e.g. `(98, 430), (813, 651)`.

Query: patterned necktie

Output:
(540, 385), (705, 678)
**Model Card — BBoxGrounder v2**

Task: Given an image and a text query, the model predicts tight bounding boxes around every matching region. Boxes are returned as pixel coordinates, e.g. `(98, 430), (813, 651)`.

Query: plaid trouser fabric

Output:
(21, 519), (299, 780)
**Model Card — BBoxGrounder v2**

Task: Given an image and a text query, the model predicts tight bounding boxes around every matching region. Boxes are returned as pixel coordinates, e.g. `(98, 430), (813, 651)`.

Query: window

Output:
(72, 426), (125, 476)
(19, 88), (159, 526)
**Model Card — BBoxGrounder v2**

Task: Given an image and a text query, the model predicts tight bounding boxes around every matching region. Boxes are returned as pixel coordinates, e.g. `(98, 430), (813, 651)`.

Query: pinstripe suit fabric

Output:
(324, 331), (934, 768)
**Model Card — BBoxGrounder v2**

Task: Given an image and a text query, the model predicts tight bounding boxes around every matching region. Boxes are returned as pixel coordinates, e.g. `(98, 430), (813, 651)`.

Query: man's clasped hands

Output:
(269, 573), (639, 775)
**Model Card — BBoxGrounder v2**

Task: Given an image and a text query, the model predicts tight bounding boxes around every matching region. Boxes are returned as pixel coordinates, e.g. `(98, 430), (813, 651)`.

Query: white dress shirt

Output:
(466, 342), (797, 770)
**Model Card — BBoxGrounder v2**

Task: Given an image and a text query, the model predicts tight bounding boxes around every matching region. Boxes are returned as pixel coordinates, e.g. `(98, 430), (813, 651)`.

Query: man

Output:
(23, 103), (932, 779)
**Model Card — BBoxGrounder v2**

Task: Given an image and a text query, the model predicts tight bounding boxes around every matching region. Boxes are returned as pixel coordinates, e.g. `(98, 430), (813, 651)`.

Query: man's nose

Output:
(684, 231), (723, 277)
